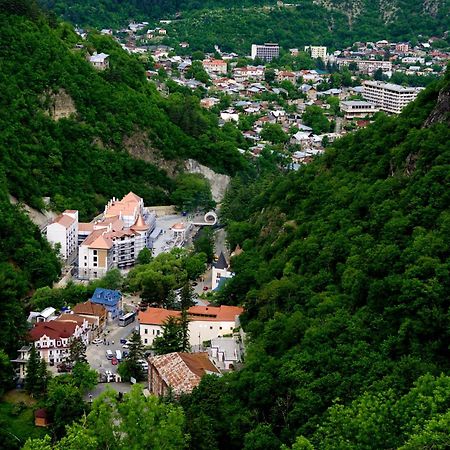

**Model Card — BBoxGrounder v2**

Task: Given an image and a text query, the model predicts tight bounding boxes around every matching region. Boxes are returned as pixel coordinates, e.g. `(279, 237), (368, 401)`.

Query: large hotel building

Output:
(362, 81), (423, 114)
(251, 43), (280, 62)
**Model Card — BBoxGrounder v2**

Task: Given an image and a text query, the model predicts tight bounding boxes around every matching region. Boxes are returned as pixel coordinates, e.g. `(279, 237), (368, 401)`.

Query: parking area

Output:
(86, 320), (138, 375)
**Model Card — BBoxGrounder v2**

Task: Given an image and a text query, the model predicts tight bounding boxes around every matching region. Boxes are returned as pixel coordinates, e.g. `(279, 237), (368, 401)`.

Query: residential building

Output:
(89, 52), (110, 70)
(202, 58), (227, 74)
(28, 307), (57, 324)
(208, 337), (243, 371)
(148, 352), (220, 396)
(139, 305), (244, 348)
(340, 100), (379, 119)
(304, 46), (328, 60)
(46, 210), (78, 261)
(11, 345), (32, 380)
(29, 320), (87, 365)
(78, 192), (156, 279)
(232, 66), (265, 82)
(90, 288), (122, 321)
(212, 252), (233, 290)
(277, 70), (296, 83)
(362, 80), (423, 114)
(72, 301), (107, 332)
(251, 43), (280, 62)
(337, 59), (392, 74)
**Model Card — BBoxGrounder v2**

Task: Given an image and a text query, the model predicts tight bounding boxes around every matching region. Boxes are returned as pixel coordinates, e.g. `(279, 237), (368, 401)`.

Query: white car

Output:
(92, 338), (102, 345)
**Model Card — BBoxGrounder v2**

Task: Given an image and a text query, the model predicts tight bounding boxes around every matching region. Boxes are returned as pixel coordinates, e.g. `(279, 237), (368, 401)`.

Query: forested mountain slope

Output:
(39, 0), (450, 51)
(180, 72), (450, 449)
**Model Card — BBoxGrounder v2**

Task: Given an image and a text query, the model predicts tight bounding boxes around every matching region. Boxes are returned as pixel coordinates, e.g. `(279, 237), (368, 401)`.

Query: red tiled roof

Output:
(139, 305), (243, 325)
(58, 313), (96, 326)
(150, 352), (220, 395)
(29, 321), (77, 341)
(139, 308), (181, 325)
(73, 301), (107, 318)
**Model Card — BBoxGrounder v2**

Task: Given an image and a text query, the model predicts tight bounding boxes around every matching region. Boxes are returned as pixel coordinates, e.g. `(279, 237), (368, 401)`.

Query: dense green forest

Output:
(178, 71), (450, 448)
(0, 1), (244, 219)
(39, 0), (450, 52)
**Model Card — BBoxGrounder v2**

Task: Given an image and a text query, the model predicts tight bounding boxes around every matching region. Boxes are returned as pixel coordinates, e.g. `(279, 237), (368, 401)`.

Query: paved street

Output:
(86, 320), (138, 375)
(83, 382), (135, 401)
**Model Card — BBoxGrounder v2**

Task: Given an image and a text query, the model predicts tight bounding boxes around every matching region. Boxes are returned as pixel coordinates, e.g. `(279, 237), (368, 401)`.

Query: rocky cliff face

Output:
(313, 0), (442, 26)
(184, 159), (230, 203)
(424, 83), (450, 127)
(45, 89), (77, 120)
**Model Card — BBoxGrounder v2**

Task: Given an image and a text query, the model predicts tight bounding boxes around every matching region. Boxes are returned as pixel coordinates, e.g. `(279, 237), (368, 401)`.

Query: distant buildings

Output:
(89, 52), (109, 70)
(304, 45), (328, 60)
(251, 43), (280, 62)
(337, 59), (392, 75)
(362, 80), (423, 114)
(202, 58), (227, 74)
(340, 100), (379, 119)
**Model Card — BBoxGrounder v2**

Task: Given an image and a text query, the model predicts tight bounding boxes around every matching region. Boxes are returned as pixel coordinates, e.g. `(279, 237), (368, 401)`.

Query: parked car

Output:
(122, 342), (129, 349)
(203, 286), (209, 291)
(57, 362), (72, 373)
(122, 351), (129, 358)
(192, 282), (198, 286)
(106, 350), (114, 360)
(92, 338), (102, 345)
(119, 338), (127, 344)
(111, 357), (118, 366)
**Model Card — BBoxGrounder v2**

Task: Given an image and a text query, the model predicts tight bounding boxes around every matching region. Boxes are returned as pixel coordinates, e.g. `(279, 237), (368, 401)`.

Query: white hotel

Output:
(362, 81), (423, 114)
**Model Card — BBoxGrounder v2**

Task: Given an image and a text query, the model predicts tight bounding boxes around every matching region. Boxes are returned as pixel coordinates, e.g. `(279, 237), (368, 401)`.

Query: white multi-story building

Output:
(304, 45), (328, 60)
(46, 210), (78, 261)
(251, 43), (280, 62)
(211, 252), (233, 290)
(340, 100), (379, 119)
(78, 192), (156, 279)
(29, 319), (89, 365)
(362, 81), (423, 114)
(139, 305), (244, 348)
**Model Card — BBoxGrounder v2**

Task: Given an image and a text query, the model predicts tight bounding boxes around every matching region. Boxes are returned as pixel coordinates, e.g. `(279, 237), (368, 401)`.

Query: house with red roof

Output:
(29, 319), (87, 365)
(148, 352), (220, 396)
(139, 305), (244, 348)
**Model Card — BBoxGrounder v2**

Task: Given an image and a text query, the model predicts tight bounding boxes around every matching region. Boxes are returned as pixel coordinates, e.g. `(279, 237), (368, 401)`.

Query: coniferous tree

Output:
(68, 337), (87, 364)
(24, 345), (40, 397)
(153, 316), (184, 355)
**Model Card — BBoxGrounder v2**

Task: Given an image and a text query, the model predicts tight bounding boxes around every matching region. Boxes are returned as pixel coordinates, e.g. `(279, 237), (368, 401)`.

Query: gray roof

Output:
(214, 252), (228, 270)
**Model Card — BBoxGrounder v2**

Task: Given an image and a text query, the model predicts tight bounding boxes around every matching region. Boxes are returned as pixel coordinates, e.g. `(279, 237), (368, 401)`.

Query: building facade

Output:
(202, 58), (228, 74)
(362, 81), (423, 114)
(304, 45), (328, 60)
(46, 210), (78, 261)
(340, 100), (380, 119)
(251, 43), (280, 62)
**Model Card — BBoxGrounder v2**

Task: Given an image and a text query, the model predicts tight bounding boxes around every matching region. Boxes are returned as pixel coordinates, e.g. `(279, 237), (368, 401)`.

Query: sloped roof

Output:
(214, 252), (228, 270)
(131, 214), (150, 231)
(73, 301), (106, 317)
(188, 305), (243, 322)
(138, 308), (181, 325)
(52, 214), (75, 229)
(29, 321), (77, 341)
(90, 288), (121, 307)
(150, 352), (220, 395)
(58, 313), (96, 326)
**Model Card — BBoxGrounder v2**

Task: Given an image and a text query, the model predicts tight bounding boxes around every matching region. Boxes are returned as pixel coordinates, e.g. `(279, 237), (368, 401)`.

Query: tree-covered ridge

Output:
(180, 72), (450, 448)
(0, 4), (244, 219)
(39, 0), (449, 50)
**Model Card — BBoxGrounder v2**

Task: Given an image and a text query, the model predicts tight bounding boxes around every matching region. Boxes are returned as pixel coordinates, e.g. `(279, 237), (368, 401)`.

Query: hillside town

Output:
(76, 21), (448, 169)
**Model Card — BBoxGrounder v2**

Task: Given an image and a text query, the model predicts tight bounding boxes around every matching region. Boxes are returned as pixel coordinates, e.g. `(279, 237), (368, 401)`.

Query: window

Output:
(93, 262), (97, 267)
(219, 327), (222, 330)
(144, 339), (148, 344)
(157, 330), (160, 335)
(210, 326), (213, 330)
(93, 250), (97, 255)
(144, 329), (148, 334)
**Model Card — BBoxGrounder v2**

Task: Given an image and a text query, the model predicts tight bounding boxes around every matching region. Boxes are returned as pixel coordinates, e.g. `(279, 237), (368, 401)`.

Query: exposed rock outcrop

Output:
(45, 89), (77, 120)
(184, 159), (230, 203)
(424, 84), (450, 127)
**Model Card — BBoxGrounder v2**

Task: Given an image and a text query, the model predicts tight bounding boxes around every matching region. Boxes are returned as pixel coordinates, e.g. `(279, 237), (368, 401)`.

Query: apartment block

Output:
(362, 81), (423, 114)
(46, 210), (78, 261)
(251, 43), (280, 62)
(304, 45), (328, 60)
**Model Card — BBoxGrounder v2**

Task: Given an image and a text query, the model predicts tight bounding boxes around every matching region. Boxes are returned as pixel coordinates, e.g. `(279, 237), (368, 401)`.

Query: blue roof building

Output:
(90, 288), (122, 320)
